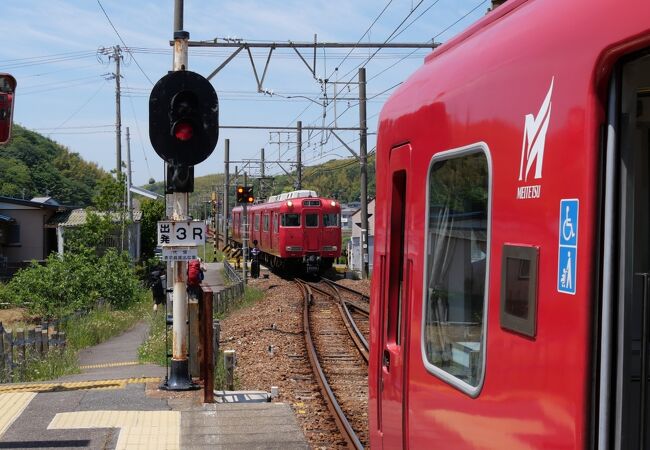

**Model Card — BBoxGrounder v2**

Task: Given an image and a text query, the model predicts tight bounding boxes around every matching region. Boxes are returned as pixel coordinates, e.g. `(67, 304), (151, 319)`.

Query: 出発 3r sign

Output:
(157, 220), (206, 246)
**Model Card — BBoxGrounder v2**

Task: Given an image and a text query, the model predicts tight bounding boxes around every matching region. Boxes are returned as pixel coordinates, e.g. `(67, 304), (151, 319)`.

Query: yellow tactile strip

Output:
(48, 410), (180, 450)
(79, 361), (141, 370)
(0, 377), (161, 394)
(0, 392), (36, 437)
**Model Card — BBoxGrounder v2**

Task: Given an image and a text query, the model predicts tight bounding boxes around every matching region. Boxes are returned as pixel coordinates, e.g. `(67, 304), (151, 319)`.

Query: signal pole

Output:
(166, 1), (193, 391)
(224, 139), (230, 245)
(242, 172), (248, 285)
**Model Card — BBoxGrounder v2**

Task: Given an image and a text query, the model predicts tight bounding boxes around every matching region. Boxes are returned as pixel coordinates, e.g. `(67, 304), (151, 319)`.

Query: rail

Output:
(316, 281), (369, 362)
(297, 279), (364, 450)
(321, 277), (370, 302)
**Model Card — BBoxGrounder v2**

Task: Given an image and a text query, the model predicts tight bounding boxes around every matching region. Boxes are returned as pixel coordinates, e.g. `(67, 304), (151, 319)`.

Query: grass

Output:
(63, 295), (151, 351)
(138, 306), (168, 366)
(16, 293), (151, 383)
(138, 284), (264, 385)
(202, 242), (225, 263)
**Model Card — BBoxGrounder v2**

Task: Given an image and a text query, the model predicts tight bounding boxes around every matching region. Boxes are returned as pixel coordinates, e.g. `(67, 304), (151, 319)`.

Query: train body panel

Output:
(231, 191), (341, 273)
(370, 0), (650, 448)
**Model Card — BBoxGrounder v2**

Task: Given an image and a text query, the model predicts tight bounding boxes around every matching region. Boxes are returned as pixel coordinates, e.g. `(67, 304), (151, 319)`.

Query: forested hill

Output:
(0, 125), (110, 206)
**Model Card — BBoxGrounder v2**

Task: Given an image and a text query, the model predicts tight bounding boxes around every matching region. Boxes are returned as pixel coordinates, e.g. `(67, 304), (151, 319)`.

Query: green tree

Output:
(140, 198), (165, 260)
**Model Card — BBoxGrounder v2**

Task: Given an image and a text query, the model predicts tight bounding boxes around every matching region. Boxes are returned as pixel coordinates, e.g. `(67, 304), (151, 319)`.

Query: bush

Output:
(0, 249), (145, 318)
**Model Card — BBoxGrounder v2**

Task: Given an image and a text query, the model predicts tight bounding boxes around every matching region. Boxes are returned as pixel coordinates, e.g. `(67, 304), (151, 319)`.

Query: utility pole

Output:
(296, 121), (302, 189)
(111, 46), (123, 175)
(224, 139), (230, 246)
(166, 0), (193, 391)
(359, 68), (369, 280)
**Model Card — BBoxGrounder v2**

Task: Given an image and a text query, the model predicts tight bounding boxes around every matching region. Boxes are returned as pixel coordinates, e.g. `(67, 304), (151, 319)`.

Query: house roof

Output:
(46, 208), (142, 228)
(30, 196), (60, 206)
(0, 196), (62, 210)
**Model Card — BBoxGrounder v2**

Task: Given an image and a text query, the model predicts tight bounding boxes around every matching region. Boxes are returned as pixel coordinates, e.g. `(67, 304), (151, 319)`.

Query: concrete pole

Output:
(166, 3), (193, 390)
(359, 68), (369, 280)
(224, 139), (230, 245)
(115, 46), (122, 175)
(297, 121), (302, 189)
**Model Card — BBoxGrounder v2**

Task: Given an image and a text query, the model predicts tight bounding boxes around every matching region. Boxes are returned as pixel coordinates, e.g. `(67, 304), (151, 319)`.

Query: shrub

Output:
(0, 249), (145, 318)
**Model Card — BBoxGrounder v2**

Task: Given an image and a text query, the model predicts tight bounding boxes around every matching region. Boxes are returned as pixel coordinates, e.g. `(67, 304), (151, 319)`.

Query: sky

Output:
(0, 0), (490, 188)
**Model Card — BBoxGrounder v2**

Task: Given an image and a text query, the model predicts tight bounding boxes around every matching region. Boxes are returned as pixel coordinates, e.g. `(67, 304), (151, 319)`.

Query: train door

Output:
(379, 143), (411, 448)
(303, 209), (320, 251)
(600, 51), (650, 450)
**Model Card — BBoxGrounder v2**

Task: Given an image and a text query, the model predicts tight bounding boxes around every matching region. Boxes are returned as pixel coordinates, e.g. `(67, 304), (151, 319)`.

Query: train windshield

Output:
(323, 213), (340, 227)
(281, 214), (300, 227)
(305, 213), (318, 227)
(424, 150), (489, 390)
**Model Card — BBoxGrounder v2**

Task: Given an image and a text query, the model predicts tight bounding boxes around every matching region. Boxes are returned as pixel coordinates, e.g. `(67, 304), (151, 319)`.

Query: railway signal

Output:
(0, 73), (17, 145)
(236, 186), (254, 203)
(149, 70), (219, 192)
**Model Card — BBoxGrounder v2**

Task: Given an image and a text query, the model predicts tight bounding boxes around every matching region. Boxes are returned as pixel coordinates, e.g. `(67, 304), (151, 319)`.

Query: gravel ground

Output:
(219, 272), (371, 449)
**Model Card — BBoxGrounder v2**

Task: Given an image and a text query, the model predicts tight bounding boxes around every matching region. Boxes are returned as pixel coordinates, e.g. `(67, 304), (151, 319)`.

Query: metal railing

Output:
(213, 260), (245, 315)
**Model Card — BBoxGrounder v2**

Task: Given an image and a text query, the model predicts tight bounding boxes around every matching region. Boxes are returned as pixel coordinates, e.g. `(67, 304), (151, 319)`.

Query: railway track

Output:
(297, 279), (368, 449)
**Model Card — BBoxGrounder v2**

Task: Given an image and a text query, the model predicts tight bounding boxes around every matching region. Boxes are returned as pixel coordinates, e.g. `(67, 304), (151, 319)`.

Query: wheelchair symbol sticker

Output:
(558, 199), (578, 295)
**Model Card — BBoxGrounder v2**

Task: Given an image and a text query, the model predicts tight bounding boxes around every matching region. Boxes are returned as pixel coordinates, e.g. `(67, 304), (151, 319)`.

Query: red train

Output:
(230, 190), (341, 274)
(369, 0), (650, 448)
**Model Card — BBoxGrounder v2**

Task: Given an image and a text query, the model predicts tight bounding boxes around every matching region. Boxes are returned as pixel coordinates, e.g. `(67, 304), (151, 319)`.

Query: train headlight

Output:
(330, 201), (336, 207)
(287, 200), (293, 207)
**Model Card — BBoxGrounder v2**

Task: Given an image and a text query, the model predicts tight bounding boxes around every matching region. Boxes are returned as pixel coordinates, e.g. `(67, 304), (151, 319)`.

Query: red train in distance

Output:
(230, 190), (341, 274)
(369, 0), (650, 448)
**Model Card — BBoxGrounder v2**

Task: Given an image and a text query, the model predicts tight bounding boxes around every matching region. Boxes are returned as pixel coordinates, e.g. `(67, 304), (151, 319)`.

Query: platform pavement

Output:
(0, 262), (309, 449)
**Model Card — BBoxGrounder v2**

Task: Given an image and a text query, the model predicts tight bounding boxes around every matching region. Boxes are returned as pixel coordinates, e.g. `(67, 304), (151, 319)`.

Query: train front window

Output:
(323, 213), (340, 227)
(423, 149), (490, 392)
(306, 213), (318, 227)
(282, 214), (300, 227)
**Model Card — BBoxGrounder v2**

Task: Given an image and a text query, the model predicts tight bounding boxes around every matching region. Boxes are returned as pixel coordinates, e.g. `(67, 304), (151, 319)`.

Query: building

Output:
(47, 209), (142, 261)
(347, 198), (375, 275)
(340, 201), (360, 231)
(0, 196), (65, 275)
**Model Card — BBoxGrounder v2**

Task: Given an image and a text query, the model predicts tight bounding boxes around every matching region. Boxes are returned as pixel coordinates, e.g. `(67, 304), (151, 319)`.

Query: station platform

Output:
(0, 262), (309, 449)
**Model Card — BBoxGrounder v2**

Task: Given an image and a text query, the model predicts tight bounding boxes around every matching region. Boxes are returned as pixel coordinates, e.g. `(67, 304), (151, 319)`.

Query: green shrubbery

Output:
(0, 249), (142, 318)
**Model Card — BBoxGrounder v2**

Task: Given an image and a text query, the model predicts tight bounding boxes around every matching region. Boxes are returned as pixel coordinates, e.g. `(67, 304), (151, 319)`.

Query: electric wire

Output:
(96, 0), (154, 85)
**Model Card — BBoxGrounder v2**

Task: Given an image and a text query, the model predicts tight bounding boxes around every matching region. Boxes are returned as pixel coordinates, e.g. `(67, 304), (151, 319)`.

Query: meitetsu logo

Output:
(516, 78), (554, 200)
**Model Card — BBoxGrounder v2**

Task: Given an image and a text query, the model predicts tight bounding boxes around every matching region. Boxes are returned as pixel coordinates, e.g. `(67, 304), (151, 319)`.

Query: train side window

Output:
(273, 214), (279, 232)
(306, 213), (318, 227)
(500, 244), (538, 337)
(263, 214), (269, 232)
(254, 214), (260, 231)
(423, 148), (490, 394)
(282, 214), (300, 227)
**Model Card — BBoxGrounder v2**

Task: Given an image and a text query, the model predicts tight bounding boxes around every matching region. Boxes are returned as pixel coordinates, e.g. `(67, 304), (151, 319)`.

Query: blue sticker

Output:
(558, 199), (579, 294)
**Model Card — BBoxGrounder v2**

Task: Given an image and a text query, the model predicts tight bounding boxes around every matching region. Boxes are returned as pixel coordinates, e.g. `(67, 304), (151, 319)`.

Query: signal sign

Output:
(0, 74), (17, 145)
(236, 186), (254, 204)
(149, 70), (219, 166)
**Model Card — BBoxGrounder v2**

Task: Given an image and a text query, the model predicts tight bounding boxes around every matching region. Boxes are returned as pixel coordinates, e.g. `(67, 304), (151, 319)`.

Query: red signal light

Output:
(173, 122), (194, 141)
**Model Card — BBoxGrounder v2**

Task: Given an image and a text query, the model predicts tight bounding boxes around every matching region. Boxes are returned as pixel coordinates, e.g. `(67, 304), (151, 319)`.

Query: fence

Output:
(213, 260), (245, 315)
(0, 321), (66, 383)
